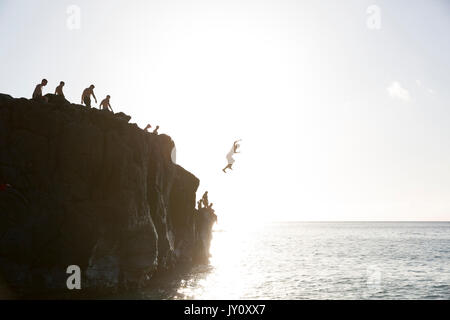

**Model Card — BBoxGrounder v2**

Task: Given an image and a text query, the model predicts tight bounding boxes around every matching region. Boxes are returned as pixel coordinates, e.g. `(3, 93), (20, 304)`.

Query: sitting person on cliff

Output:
(222, 139), (241, 173)
(144, 124), (152, 132)
(81, 85), (97, 108)
(32, 79), (48, 102)
(152, 125), (160, 135)
(99, 95), (114, 112)
(54, 81), (65, 98)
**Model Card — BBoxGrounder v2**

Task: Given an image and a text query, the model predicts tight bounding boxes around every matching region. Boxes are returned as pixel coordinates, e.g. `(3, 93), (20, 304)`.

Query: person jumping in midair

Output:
(99, 95), (113, 112)
(222, 139), (241, 173)
(81, 85), (97, 108)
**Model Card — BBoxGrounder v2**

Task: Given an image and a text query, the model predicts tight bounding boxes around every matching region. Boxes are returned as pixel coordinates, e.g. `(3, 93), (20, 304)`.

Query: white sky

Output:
(1, 0), (450, 222)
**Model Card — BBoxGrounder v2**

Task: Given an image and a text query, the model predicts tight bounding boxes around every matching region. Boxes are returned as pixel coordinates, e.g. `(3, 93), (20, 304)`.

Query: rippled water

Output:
(137, 222), (450, 300)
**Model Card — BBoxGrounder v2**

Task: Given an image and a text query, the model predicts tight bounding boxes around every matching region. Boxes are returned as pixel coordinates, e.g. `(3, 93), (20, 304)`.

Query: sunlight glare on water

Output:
(174, 221), (450, 300)
(176, 221), (268, 299)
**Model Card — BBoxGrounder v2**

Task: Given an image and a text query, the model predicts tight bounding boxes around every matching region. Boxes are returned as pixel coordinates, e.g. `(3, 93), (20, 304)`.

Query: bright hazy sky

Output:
(1, 0), (449, 222)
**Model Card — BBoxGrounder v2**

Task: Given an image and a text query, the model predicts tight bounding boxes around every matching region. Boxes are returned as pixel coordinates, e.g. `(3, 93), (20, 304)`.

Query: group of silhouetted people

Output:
(31, 78), (162, 133)
(144, 124), (160, 135)
(80, 84), (113, 112)
(198, 191), (214, 211)
(32, 79), (113, 112)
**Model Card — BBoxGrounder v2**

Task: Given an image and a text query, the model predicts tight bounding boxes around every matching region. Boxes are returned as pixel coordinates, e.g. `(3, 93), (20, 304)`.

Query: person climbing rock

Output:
(208, 203), (215, 214)
(54, 81), (65, 98)
(99, 95), (113, 112)
(153, 125), (160, 135)
(144, 124), (152, 132)
(197, 200), (203, 210)
(81, 85), (97, 108)
(222, 139), (241, 173)
(32, 79), (48, 102)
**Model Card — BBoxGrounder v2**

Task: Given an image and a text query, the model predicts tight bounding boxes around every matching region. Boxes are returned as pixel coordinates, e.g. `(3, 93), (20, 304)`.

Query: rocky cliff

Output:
(0, 93), (217, 298)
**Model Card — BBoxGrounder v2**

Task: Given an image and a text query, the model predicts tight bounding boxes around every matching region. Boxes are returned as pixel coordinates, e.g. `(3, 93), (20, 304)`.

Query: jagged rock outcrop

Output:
(0, 93), (217, 297)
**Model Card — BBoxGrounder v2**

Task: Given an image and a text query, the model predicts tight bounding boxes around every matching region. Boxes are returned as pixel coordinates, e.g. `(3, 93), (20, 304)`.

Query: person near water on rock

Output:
(222, 139), (241, 173)
(81, 85), (97, 108)
(99, 95), (113, 112)
(144, 124), (152, 132)
(153, 125), (160, 135)
(32, 79), (48, 102)
(201, 191), (209, 208)
(54, 81), (65, 98)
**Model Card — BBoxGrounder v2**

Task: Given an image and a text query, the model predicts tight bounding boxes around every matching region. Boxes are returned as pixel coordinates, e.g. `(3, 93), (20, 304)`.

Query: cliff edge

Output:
(0, 93), (217, 298)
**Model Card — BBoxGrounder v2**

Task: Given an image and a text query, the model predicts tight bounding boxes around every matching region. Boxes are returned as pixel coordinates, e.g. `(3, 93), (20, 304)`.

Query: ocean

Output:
(133, 222), (450, 300)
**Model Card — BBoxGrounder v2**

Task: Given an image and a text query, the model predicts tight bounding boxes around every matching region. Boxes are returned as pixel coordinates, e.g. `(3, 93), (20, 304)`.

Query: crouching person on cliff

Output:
(99, 95), (114, 112)
(144, 124), (160, 135)
(32, 79), (48, 102)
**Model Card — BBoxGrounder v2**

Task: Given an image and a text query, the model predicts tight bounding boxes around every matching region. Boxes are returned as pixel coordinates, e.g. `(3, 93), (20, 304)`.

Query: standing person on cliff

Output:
(201, 191), (209, 208)
(99, 95), (113, 112)
(54, 81), (65, 98)
(32, 79), (48, 102)
(81, 85), (97, 108)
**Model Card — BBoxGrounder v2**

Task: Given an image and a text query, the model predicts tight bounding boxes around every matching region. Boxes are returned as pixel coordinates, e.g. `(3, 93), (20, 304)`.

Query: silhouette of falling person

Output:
(153, 126), (160, 135)
(32, 79), (48, 102)
(99, 95), (113, 112)
(55, 81), (65, 98)
(222, 140), (241, 173)
(144, 124), (152, 132)
(81, 85), (97, 108)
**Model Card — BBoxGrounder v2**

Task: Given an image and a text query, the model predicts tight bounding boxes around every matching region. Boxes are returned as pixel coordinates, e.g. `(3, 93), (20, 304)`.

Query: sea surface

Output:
(130, 222), (450, 300)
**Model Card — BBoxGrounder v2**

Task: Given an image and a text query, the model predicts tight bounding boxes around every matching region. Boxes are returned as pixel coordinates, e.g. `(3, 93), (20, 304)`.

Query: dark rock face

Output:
(0, 93), (217, 297)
